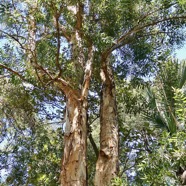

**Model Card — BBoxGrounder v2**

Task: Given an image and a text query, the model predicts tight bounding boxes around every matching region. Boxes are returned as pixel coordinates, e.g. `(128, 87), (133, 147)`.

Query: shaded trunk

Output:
(60, 97), (88, 186)
(95, 57), (119, 186)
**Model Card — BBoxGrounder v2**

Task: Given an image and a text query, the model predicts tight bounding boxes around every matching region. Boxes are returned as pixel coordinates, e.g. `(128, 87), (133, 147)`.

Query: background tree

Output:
(0, 77), (64, 185)
(116, 59), (186, 185)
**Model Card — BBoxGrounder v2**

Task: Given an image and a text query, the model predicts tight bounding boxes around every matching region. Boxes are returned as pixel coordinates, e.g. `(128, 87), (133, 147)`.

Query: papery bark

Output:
(60, 97), (87, 186)
(95, 56), (119, 186)
(59, 44), (94, 186)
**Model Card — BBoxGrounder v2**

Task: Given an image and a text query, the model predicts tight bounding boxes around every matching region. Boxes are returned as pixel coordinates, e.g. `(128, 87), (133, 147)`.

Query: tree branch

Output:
(81, 44), (94, 99)
(49, 2), (71, 42)
(105, 15), (186, 57)
(89, 133), (99, 159)
(32, 63), (53, 80)
(0, 29), (26, 49)
(55, 78), (81, 101)
(88, 116), (99, 159)
(0, 63), (25, 81)
(76, 2), (84, 31)
(54, 14), (62, 77)
(138, 2), (177, 26)
(59, 23), (71, 42)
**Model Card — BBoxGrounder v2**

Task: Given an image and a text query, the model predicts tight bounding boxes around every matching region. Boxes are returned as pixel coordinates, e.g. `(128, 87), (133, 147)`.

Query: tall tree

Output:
(0, 0), (186, 185)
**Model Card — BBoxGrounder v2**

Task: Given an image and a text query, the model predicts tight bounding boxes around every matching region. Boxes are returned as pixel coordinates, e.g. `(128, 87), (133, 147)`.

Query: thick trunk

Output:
(59, 43), (94, 186)
(60, 97), (87, 186)
(95, 58), (119, 186)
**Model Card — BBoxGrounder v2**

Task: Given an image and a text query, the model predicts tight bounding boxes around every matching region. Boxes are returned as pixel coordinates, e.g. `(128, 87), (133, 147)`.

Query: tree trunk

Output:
(59, 43), (94, 186)
(60, 96), (87, 186)
(95, 57), (119, 186)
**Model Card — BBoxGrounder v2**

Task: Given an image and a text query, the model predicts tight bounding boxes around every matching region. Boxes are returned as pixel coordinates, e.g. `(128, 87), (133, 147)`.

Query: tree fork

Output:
(59, 43), (94, 185)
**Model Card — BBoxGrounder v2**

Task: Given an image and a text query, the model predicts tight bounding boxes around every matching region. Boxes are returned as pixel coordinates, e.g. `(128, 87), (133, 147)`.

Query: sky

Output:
(175, 43), (186, 60)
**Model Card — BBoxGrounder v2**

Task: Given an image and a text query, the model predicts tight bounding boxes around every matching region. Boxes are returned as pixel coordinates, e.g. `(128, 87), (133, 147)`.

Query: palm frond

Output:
(178, 60), (186, 88)
(163, 111), (177, 134)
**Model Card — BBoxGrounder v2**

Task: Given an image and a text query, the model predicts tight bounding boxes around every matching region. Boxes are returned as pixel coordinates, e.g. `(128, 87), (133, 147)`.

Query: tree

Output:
(0, 0), (186, 185)
(134, 59), (186, 185)
(114, 59), (186, 185)
(144, 59), (186, 134)
(0, 77), (64, 185)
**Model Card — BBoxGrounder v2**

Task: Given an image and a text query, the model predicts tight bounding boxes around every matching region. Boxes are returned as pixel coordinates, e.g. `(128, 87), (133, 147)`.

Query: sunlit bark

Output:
(95, 56), (119, 186)
(60, 97), (87, 186)
(59, 43), (94, 185)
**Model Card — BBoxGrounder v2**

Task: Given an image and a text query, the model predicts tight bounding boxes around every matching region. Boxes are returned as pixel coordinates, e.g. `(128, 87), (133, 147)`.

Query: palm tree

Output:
(143, 59), (186, 134)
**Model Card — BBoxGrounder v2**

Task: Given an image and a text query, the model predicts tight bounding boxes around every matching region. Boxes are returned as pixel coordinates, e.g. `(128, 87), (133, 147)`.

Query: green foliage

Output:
(115, 58), (186, 185)
(136, 131), (186, 185)
(1, 137), (63, 185)
(174, 88), (186, 125)
(1, 123), (63, 186)
(178, 0), (186, 9)
(111, 176), (128, 186)
(0, 79), (64, 186)
(116, 78), (147, 115)
(143, 59), (186, 134)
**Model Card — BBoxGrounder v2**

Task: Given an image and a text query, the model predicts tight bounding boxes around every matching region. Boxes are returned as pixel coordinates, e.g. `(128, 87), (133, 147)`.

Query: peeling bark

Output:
(60, 44), (94, 186)
(60, 97), (88, 186)
(95, 56), (119, 186)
